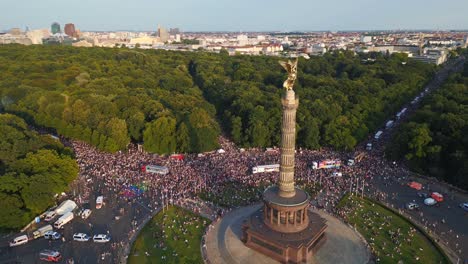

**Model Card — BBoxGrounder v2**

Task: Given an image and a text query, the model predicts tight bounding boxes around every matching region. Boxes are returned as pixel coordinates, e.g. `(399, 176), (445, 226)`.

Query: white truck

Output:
(54, 212), (74, 229)
(374, 131), (383, 140)
(32, 224), (53, 239)
(385, 120), (394, 129)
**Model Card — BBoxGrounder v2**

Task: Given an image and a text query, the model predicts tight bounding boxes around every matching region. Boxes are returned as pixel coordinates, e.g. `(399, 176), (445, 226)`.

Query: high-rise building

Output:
(157, 25), (169, 42)
(169, 28), (180, 35)
(51, 22), (61, 34)
(64, 23), (76, 38)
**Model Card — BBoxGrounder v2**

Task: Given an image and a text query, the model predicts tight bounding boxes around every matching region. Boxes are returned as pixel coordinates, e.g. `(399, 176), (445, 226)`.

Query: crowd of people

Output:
(69, 129), (465, 262)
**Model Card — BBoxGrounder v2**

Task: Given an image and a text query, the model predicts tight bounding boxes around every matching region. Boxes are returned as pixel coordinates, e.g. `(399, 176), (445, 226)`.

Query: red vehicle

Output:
(431, 192), (444, 202)
(408, 181), (422, 190)
(39, 250), (62, 262)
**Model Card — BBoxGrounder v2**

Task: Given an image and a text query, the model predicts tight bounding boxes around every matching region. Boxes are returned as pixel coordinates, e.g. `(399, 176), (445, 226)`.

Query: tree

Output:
(300, 117), (321, 149)
(143, 117), (177, 154)
(230, 116), (243, 144)
(176, 122), (190, 153)
(103, 118), (130, 151)
(405, 123), (433, 160)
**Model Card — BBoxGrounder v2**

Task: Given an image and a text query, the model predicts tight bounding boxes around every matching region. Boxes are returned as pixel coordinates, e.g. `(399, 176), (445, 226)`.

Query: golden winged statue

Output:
(279, 58), (298, 90)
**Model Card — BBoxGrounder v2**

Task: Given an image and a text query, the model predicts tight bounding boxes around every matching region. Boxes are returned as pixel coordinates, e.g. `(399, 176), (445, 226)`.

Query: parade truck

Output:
(141, 165), (169, 175)
(312, 159), (341, 170)
(252, 164), (280, 174)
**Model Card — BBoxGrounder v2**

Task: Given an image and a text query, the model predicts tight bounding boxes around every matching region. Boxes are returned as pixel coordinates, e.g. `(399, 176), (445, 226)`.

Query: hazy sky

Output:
(2, 0), (467, 31)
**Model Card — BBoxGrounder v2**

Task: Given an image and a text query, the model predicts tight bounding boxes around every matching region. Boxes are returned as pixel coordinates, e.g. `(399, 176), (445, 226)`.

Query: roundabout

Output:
(204, 204), (371, 264)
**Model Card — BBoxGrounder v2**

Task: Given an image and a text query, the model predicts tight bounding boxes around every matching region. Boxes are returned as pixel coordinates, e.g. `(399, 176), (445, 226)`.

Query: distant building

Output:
(51, 22), (61, 34)
(360, 35), (372, 43)
(64, 23), (76, 38)
(26, 29), (50, 44)
(169, 28), (180, 35)
(410, 49), (447, 65)
(72, 40), (93, 47)
(157, 25), (169, 42)
(42, 33), (72, 45)
(237, 34), (248, 45)
(9, 28), (22, 35)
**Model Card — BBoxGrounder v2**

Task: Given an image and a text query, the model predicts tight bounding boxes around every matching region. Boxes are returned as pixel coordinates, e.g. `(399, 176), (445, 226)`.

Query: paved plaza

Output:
(205, 204), (371, 264)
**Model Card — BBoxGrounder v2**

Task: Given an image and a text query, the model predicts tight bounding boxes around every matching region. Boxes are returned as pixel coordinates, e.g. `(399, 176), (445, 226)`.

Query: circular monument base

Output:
(204, 204), (370, 264)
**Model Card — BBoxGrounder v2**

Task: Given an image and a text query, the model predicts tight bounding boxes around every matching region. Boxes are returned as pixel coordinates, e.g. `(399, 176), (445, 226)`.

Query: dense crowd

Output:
(71, 130), (465, 262)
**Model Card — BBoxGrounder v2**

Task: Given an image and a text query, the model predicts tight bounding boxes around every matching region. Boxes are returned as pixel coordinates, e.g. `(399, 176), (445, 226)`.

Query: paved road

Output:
(0, 177), (156, 264)
(366, 55), (468, 263)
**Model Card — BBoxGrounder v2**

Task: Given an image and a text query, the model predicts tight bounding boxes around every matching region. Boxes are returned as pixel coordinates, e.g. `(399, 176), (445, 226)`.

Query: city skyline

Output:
(2, 0), (468, 32)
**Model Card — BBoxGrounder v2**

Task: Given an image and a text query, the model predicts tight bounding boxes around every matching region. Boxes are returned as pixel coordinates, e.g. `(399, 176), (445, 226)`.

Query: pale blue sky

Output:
(2, 0), (467, 31)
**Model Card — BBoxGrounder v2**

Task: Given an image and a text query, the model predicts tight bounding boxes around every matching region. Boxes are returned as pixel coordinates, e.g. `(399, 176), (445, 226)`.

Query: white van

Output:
(96, 196), (103, 209)
(73, 233), (90, 242)
(54, 212), (74, 229)
(32, 224), (53, 239)
(9, 235), (29, 247)
(93, 234), (111, 243)
(44, 211), (57, 222)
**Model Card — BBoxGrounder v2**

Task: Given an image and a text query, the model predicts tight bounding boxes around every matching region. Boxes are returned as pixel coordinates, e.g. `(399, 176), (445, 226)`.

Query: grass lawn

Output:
(128, 206), (210, 264)
(198, 181), (265, 208)
(338, 194), (448, 264)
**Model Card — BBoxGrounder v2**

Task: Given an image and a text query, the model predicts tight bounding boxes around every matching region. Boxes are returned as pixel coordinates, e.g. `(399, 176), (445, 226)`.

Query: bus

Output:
(312, 160), (341, 170)
(142, 165), (169, 175)
(252, 164), (280, 174)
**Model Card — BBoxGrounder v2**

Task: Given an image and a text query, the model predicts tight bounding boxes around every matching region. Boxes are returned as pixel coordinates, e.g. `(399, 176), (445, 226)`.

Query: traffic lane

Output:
(0, 235), (64, 264)
(374, 177), (468, 259)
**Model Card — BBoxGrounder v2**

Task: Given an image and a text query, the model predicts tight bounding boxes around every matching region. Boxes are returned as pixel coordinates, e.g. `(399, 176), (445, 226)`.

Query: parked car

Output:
(424, 198), (437, 206)
(417, 192), (429, 198)
(93, 234), (111, 243)
(73, 233), (90, 242)
(459, 203), (468, 212)
(81, 209), (92, 219)
(9, 235), (29, 247)
(44, 231), (61, 240)
(406, 202), (419, 210)
(430, 192), (444, 202)
(39, 249), (62, 262)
